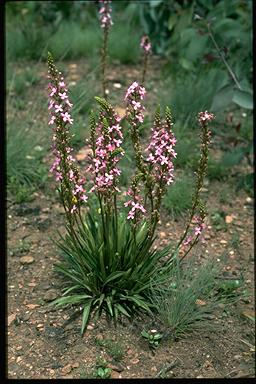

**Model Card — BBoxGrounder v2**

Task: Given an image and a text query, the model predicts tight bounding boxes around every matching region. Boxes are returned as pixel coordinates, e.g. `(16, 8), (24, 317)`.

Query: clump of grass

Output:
(163, 174), (194, 217)
(108, 23), (141, 64)
(161, 67), (228, 127)
(48, 21), (101, 61)
(7, 67), (40, 96)
(207, 156), (230, 181)
(95, 338), (125, 362)
(172, 123), (198, 168)
(150, 257), (244, 340)
(7, 121), (48, 202)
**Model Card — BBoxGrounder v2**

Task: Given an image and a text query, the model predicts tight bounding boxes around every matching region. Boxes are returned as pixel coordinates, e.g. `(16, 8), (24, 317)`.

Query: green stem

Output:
(141, 53), (148, 84)
(101, 26), (109, 97)
(207, 23), (242, 90)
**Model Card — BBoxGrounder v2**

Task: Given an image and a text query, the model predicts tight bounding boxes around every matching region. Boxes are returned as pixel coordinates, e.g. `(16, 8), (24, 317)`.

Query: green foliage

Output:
(95, 338), (125, 362)
(51, 209), (172, 334)
(207, 157), (230, 181)
(236, 172), (254, 196)
(96, 366), (112, 379)
(48, 21), (101, 61)
(108, 23), (142, 64)
(161, 67), (228, 127)
(7, 122), (48, 202)
(94, 357), (112, 378)
(141, 329), (163, 349)
(150, 257), (236, 340)
(210, 210), (227, 232)
(163, 174), (193, 217)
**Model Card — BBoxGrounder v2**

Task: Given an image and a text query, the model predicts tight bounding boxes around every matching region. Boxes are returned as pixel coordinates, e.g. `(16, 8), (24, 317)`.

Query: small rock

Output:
(159, 232), (166, 239)
(49, 369), (55, 375)
(20, 255), (34, 264)
(16, 346), (23, 351)
(107, 363), (124, 372)
(16, 357), (22, 363)
(127, 348), (133, 355)
(151, 366), (157, 372)
(225, 215), (234, 224)
(234, 355), (242, 361)
(36, 216), (52, 231)
(245, 197), (253, 204)
(113, 83), (122, 89)
(40, 282), (52, 290)
(21, 312), (32, 321)
(111, 371), (121, 379)
(61, 364), (72, 375)
(43, 290), (58, 302)
(72, 362), (79, 368)
(195, 299), (207, 306)
(220, 240), (228, 245)
(131, 358), (140, 364)
(196, 375), (204, 378)
(8, 314), (17, 326)
(42, 207), (50, 213)
(87, 324), (95, 330)
(26, 304), (40, 309)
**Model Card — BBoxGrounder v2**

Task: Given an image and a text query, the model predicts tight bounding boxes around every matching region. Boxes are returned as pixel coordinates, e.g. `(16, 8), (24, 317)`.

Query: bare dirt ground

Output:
(7, 176), (254, 379)
(7, 59), (255, 379)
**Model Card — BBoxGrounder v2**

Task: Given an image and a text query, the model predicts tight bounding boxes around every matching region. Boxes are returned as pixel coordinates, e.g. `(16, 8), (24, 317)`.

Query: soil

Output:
(7, 58), (255, 379)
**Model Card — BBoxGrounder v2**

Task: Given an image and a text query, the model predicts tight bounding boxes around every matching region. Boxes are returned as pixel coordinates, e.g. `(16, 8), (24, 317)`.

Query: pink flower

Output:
(89, 108), (124, 193)
(48, 116), (56, 125)
(125, 82), (146, 125)
(61, 112), (73, 124)
(71, 205), (77, 214)
(55, 104), (63, 113)
(198, 111), (215, 124)
(50, 87), (57, 97)
(140, 35), (152, 54)
(47, 54), (88, 210)
(59, 92), (68, 100)
(98, 0), (113, 28)
(146, 118), (176, 186)
(184, 236), (193, 246)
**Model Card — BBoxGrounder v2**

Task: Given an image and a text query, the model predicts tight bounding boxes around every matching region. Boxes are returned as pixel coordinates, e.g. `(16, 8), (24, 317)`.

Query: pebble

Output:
(61, 364), (72, 375)
(220, 240), (228, 244)
(87, 324), (95, 330)
(107, 363), (124, 372)
(131, 358), (140, 364)
(20, 255), (34, 264)
(43, 290), (58, 302)
(16, 357), (22, 363)
(16, 346), (23, 351)
(8, 313), (17, 326)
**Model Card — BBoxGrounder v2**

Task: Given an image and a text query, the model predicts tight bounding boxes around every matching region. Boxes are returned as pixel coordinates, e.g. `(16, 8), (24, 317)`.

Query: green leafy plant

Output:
(210, 210), (227, 231)
(47, 54), (215, 334)
(141, 329), (163, 349)
(95, 358), (112, 379)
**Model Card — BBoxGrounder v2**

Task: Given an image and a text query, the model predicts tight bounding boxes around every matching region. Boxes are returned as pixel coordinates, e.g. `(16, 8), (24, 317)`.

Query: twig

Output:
(155, 358), (179, 378)
(207, 22), (242, 90)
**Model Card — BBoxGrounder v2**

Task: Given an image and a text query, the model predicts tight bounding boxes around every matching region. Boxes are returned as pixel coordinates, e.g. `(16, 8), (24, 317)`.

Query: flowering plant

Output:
(47, 53), (215, 334)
